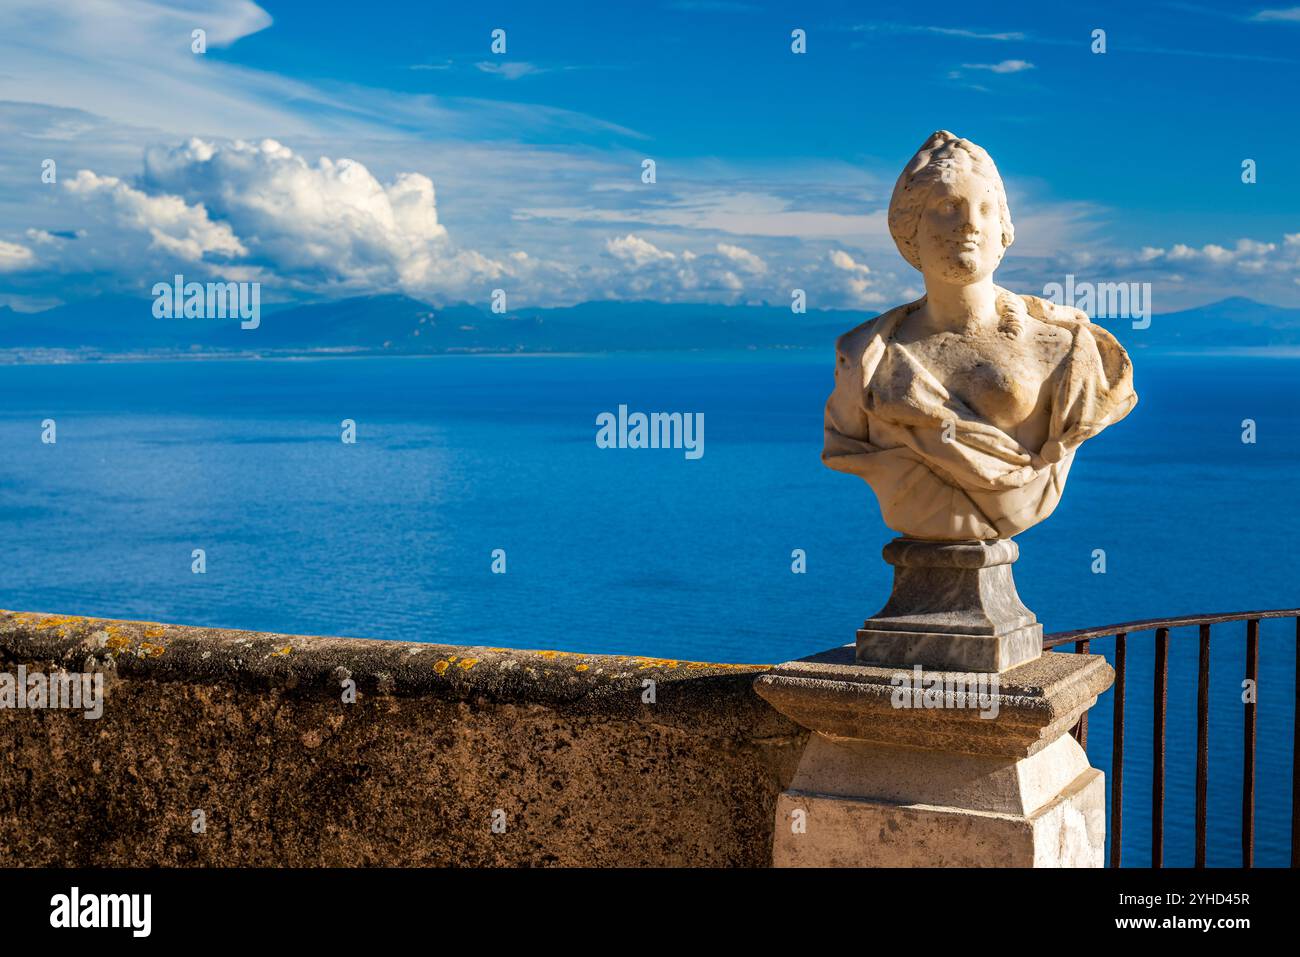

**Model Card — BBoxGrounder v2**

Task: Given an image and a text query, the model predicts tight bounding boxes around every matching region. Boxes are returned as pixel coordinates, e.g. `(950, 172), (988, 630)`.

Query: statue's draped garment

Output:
(823, 293), (1137, 540)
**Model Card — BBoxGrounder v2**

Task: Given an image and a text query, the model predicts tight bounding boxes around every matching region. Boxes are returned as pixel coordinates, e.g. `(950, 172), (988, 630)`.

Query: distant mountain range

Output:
(1, 293), (1298, 359)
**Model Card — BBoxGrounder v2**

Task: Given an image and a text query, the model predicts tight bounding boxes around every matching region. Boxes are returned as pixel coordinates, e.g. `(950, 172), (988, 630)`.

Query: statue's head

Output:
(888, 131), (1014, 285)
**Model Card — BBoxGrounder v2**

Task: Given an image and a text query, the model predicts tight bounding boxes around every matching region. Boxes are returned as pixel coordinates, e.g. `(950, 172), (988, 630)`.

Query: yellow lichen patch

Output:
(270, 645), (292, 657)
(104, 627), (132, 655)
(598, 654), (771, 672)
(705, 662), (773, 670)
(574, 663), (589, 672)
(626, 656), (680, 670)
(143, 625), (166, 639)
(457, 658), (478, 671)
(538, 649), (586, 661)
(138, 642), (166, 658)
(24, 614), (88, 636)
(433, 660), (450, 675)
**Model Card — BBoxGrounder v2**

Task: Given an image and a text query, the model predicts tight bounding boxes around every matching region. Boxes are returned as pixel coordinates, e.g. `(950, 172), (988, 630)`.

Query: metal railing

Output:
(1043, 609), (1299, 868)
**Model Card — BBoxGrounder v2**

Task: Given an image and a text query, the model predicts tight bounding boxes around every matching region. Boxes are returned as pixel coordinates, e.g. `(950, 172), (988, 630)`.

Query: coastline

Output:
(2, 343), (1297, 367)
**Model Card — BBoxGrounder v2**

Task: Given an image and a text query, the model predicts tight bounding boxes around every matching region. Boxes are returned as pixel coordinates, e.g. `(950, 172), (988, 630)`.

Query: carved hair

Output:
(888, 130), (1015, 272)
(994, 287), (1026, 339)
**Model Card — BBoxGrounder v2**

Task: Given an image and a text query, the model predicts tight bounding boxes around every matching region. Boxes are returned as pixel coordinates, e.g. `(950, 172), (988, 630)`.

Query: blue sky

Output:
(0, 0), (1297, 311)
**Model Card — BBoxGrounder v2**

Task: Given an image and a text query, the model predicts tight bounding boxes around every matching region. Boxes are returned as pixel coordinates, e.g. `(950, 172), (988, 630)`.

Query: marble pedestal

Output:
(857, 538), (1042, 673)
(754, 646), (1114, 867)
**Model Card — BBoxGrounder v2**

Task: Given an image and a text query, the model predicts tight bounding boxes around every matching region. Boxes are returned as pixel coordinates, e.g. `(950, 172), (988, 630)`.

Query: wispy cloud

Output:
(962, 59), (1035, 73)
(853, 16), (1297, 63)
(475, 62), (548, 80)
(0, 1), (634, 143)
(666, 1), (758, 11)
(946, 58), (1035, 90)
(1251, 6), (1300, 21)
(853, 23), (1026, 41)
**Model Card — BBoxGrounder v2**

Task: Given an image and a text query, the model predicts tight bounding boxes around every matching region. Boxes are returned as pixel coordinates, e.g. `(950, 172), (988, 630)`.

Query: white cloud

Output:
(852, 24), (1026, 41)
(1021, 232), (1300, 309)
(606, 234), (676, 267)
(0, 240), (36, 272)
(1144, 238), (1285, 269)
(1251, 7), (1300, 22)
(962, 59), (1035, 73)
(0, 0), (637, 145)
(829, 249), (879, 304)
(524, 186), (888, 243)
(475, 62), (547, 80)
(24, 138), (519, 301)
(601, 234), (790, 302)
(830, 249), (871, 274)
(64, 169), (246, 261)
(138, 138), (511, 294)
(716, 242), (767, 274)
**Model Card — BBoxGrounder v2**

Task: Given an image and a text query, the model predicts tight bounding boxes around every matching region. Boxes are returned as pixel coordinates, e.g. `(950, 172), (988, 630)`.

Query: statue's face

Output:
(915, 169), (1005, 284)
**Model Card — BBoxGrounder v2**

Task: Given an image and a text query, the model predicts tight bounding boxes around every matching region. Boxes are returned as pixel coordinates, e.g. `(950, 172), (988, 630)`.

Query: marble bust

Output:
(823, 131), (1137, 541)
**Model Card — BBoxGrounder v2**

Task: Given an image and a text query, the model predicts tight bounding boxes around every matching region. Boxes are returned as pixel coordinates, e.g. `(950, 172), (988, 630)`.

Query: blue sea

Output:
(1, 352), (1296, 866)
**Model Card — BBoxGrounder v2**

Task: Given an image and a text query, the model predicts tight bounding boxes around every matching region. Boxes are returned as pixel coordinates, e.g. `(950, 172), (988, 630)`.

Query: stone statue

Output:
(823, 130), (1136, 542)
(751, 134), (1130, 866)
(821, 132), (1137, 672)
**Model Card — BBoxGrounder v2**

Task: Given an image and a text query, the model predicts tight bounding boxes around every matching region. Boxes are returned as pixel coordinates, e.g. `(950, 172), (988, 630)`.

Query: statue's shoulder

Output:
(1015, 291), (1090, 327)
(834, 298), (921, 358)
(1013, 289), (1134, 353)
(1010, 289), (1133, 388)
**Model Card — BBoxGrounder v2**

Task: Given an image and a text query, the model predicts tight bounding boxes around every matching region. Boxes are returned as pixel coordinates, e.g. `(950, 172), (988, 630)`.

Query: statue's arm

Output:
(821, 320), (880, 470)
(1043, 314), (1138, 454)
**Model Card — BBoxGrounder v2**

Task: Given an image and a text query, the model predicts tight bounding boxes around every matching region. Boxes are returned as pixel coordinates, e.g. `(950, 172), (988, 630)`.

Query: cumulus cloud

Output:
(1019, 231), (1300, 309)
(48, 138), (510, 299)
(606, 234), (676, 267)
(602, 233), (764, 300)
(64, 169), (246, 262)
(716, 243), (767, 274)
(829, 249), (880, 303)
(830, 249), (870, 273)
(594, 233), (901, 305)
(0, 240), (35, 272)
(1127, 237), (1292, 275)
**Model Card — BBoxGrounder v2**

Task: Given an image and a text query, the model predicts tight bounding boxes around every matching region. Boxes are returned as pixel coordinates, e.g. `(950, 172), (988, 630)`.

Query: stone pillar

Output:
(754, 645), (1114, 867)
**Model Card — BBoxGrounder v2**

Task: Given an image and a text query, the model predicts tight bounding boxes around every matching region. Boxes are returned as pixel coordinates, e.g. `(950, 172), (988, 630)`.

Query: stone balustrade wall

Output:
(0, 610), (805, 867)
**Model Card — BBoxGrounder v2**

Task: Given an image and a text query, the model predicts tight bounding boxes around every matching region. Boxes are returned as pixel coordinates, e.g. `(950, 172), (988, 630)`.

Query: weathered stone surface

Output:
(757, 643), (1112, 867)
(857, 537), (1042, 672)
(755, 645), (1113, 758)
(773, 763), (1104, 867)
(784, 730), (1091, 816)
(0, 609), (806, 867)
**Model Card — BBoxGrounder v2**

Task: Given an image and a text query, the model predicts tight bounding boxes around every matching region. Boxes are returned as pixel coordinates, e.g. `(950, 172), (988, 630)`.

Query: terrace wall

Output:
(0, 610), (805, 867)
